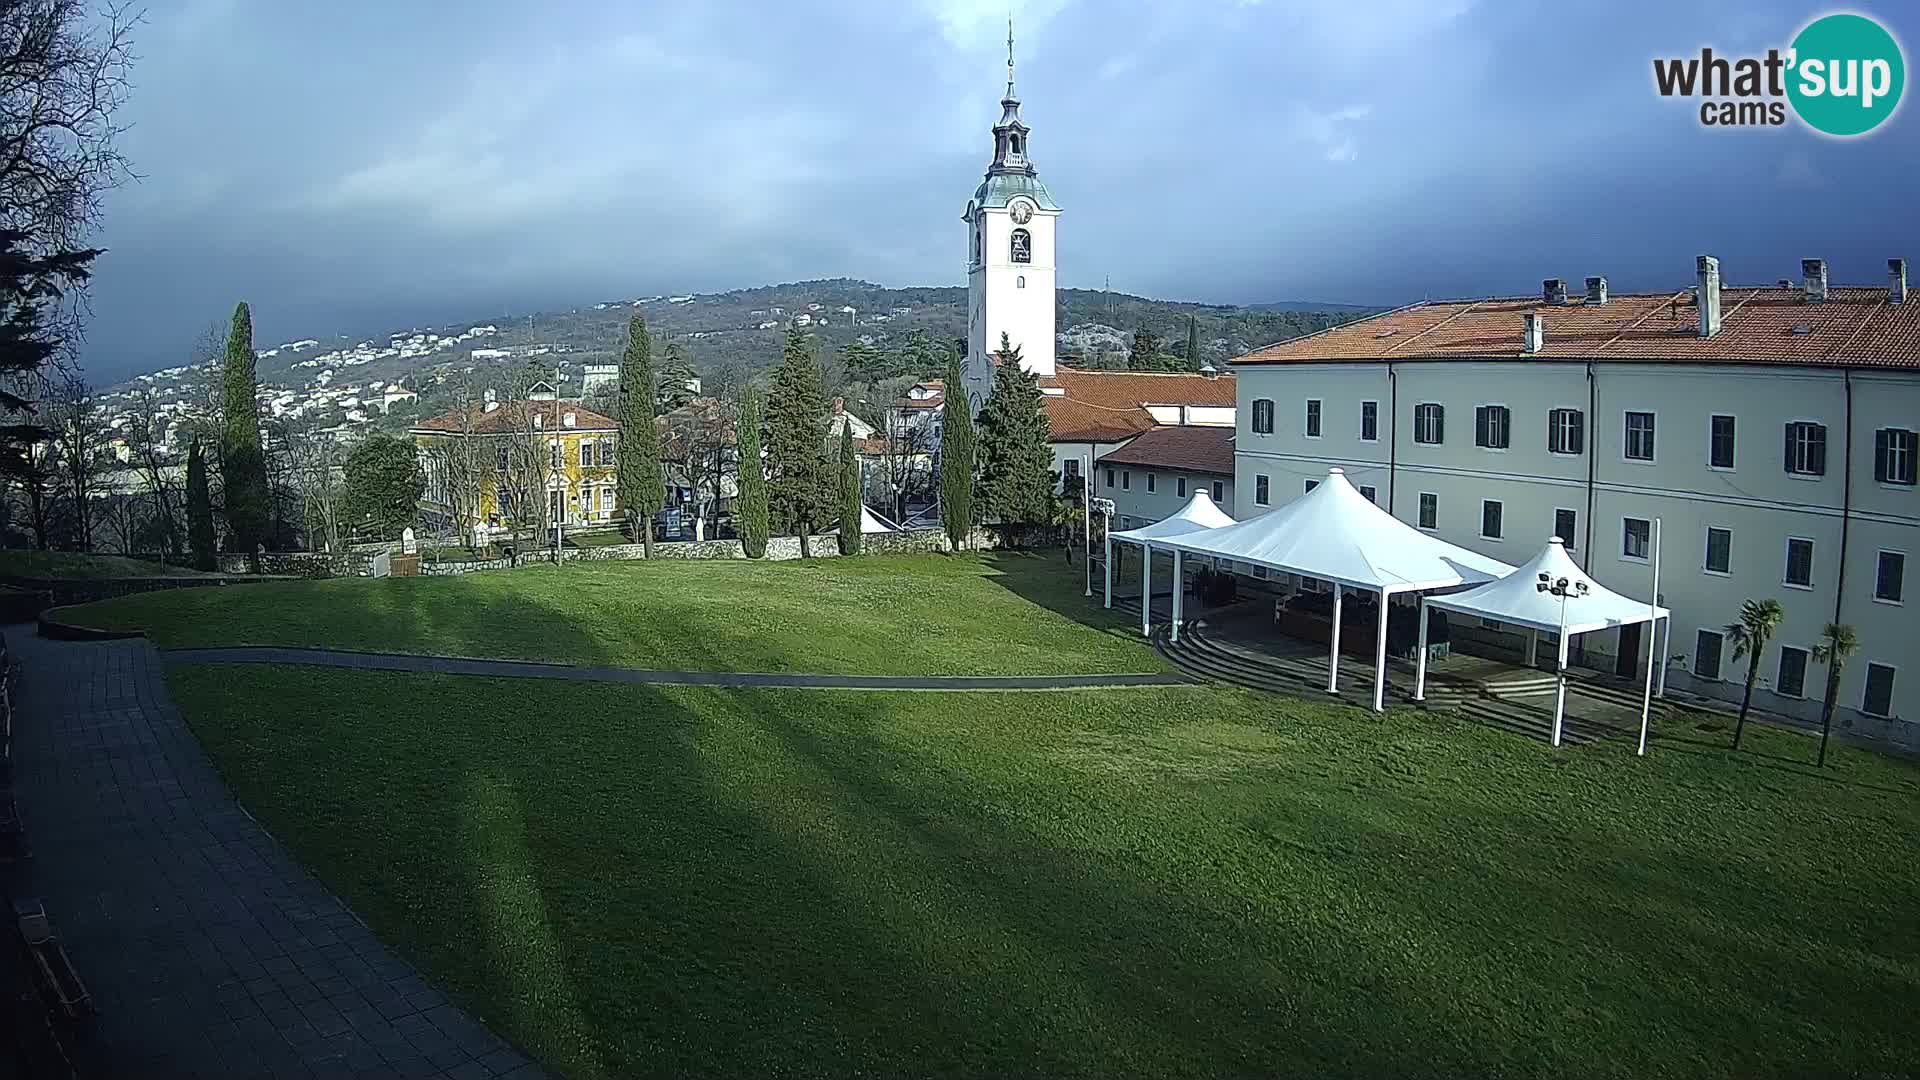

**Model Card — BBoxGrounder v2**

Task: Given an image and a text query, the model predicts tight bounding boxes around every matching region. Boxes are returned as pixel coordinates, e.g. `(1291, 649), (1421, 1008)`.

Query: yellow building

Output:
(411, 395), (621, 536)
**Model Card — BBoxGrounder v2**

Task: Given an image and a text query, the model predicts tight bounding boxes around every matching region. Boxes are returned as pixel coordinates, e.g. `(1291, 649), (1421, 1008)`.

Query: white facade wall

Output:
(1053, 439), (1130, 496)
(1233, 360), (1920, 742)
(964, 204), (1058, 409)
(1098, 459), (1234, 531)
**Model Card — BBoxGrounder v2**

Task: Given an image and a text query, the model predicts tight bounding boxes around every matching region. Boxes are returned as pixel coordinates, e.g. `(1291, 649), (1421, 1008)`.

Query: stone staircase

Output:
(1151, 616), (1652, 747)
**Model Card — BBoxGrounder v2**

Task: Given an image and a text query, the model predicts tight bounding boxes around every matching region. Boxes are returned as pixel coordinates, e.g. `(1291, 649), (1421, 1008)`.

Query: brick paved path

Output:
(4, 628), (550, 1080)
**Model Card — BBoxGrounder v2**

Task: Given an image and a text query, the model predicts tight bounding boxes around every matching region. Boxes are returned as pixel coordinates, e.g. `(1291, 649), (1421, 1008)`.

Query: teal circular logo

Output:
(1788, 13), (1905, 136)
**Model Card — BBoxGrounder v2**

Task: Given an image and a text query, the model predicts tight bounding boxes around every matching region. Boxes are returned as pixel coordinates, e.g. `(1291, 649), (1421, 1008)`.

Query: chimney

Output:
(1522, 312), (1545, 353)
(1891, 258), (1909, 304)
(1802, 258), (1828, 303)
(1697, 255), (1723, 338)
(1585, 276), (1609, 305)
(1542, 278), (1569, 305)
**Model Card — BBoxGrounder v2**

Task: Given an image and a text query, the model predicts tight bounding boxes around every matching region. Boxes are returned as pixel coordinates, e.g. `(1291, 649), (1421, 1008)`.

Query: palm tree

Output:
(1810, 622), (1859, 767)
(1725, 597), (1785, 751)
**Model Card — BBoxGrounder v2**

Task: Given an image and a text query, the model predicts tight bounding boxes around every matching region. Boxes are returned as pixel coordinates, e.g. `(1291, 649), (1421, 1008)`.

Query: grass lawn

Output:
(166, 663), (1920, 1080)
(0, 549), (214, 579)
(61, 553), (1161, 677)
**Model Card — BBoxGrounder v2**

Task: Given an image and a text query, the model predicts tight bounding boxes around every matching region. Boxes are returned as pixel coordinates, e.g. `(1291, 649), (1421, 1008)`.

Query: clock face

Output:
(1009, 199), (1034, 225)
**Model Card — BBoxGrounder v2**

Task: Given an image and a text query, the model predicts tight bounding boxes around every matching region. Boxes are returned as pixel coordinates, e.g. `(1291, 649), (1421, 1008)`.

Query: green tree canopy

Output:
(837, 423), (863, 556)
(1183, 314), (1203, 369)
(185, 435), (216, 570)
(938, 350), (975, 551)
(342, 433), (425, 540)
(766, 328), (833, 557)
(616, 315), (666, 555)
(975, 334), (1057, 529)
(736, 387), (769, 558)
(221, 302), (271, 554)
(656, 341), (698, 413)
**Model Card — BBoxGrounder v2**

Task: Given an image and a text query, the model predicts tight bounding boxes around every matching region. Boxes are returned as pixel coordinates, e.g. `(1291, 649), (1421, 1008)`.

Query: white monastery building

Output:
(1228, 258), (1918, 742)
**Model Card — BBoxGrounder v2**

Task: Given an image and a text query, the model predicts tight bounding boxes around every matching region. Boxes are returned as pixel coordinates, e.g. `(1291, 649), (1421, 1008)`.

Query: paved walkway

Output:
(4, 628), (549, 1080)
(163, 645), (1193, 691)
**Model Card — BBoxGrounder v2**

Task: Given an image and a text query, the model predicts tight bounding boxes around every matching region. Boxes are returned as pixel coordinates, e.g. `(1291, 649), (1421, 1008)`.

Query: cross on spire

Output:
(1006, 17), (1015, 97)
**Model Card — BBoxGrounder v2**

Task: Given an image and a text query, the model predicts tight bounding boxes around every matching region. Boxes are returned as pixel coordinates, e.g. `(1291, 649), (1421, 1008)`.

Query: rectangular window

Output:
(1776, 646), (1809, 698)
(549, 442), (560, 468)
(579, 442), (592, 468)
(1862, 663), (1896, 718)
(1064, 458), (1081, 485)
(1785, 537), (1814, 587)
(1481, 500), (1503, 540)
(1146, 472), (1156, 493)
(1211, 480), (1224, 502)
(1303, 399), (1322, 438)
(1304, 479), (1320, 494)
(1252, 399), (1275, 435)
(1359, 485), (1377, 505)
(1704, 527), (1732, 574)
(1554, 508), (1578, 549)
(1105, 467), (1114, 488)
(1622, 517), (1651, 561)
(1785, 421), (1827, 476)
(602, 486), (615, 514)
(1548, 408), (1584, 455)
(1710, 414), (1736, 469)
(496, 443), (509, 472)
(1414, 403), (1444, 445)
(581, 487), (594, 515)
(1121, 470), (1131, 491)
(1176, 477), (1186, 498)
(1876, 550), (1905, 603)
(1255, 474), (1270, 505)
(1360, 401), (1379, 442)
(1475, 404), (1511, 449)
(1874, 428), (1916, 485)
(1418, 492), (1438, 530)
(1694, 629), (1725, 681)
(1624, 411), (1656, 461)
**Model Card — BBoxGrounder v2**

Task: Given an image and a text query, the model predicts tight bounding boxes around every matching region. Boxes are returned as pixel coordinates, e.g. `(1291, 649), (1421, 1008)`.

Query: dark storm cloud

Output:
(80, 0), (1920, 380)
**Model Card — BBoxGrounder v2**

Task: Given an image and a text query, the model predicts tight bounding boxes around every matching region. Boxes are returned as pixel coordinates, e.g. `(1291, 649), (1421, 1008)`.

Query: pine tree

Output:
(220, 302), (270, 560)
(1128, 326), (1162, 371)
(185, 435), (216, 571)
(1184, 314), (1203, 370)
(975, 333), (1057, 533)
(766, 328), (832, 558)
(616, 316), (665, 556)
(736, 387), (769, 558)
(938, 351), (975, 552)
(656, 341), (698, 412)
(837, 424), (863, 556)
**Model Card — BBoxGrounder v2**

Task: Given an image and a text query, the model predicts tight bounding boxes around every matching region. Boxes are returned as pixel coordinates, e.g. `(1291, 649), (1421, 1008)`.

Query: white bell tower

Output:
(961, 25), (1059, 412)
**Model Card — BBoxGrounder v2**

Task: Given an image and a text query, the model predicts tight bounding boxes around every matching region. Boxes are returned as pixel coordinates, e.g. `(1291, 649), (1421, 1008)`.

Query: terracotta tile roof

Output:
(411, 400), (619, 435)
(1234, 284), (1920, 369)
(1038, 367), (1237, 442)
(1095, 424), (1236, 475)
(1042, 395), (1159, 442)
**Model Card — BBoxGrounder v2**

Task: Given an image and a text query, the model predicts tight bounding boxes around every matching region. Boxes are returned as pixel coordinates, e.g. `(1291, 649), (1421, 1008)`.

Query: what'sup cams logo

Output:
(1654, 12), (1905, 136)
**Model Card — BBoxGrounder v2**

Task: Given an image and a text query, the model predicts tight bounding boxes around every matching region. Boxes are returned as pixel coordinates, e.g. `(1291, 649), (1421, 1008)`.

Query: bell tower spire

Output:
(989, 19), (1032, 176)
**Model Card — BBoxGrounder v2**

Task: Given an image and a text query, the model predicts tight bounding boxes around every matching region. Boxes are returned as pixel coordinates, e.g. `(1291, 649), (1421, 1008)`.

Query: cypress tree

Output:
(616, 315), (665, 556)
(975, 333), (1057, 533)
(766, 328), (832, 559)
(938, 351), (975, 552)
(185, 435), (216, 571)
(736, 387), (769, 558)
(837, 423), (863, 556)
(1184, 314), (1203, 370)
(220, 302), (270, 559)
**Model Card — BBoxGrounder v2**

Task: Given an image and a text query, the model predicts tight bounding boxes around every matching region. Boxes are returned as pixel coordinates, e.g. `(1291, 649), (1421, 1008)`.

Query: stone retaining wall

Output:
(412, 528), (1008, 574)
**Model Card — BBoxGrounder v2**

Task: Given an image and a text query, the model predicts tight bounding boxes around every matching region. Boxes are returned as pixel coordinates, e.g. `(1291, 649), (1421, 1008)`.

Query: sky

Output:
(80, 0), (1920, 380)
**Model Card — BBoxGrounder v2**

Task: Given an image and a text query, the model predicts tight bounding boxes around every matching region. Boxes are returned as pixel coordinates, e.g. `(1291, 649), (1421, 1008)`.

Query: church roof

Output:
(970, 172), (1059, 213)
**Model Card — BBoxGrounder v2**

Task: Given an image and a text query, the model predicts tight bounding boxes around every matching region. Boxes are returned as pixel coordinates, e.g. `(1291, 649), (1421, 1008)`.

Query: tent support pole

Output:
(1526, 629), (1539, 669)
(1552, 627), (1570, 748)
(1140, 542), (1152, 638)
(1102, 533), (1112, 609)
(1327, 587), (1343, 694)
(1171, 549), (1184, 644)
(1373, 587), (1390, 713)
(1413, 599), (1430, 702)
(1654, 616), (1669, 698)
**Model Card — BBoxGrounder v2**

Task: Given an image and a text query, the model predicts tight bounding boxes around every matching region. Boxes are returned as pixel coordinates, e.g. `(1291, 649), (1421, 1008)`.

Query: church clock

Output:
(1009, 198), (1034, 225)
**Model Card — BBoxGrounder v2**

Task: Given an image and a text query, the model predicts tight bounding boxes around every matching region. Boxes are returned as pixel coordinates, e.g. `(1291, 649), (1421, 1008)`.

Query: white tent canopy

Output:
(1136, 469), (1517, 712)
(1415, 536), (1670, 746)
(1103, 489), (1237, 641)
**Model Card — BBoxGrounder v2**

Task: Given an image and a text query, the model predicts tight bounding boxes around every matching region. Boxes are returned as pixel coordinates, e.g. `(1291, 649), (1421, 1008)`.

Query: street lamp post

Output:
(1535, 571), (1589, 747)
(1092, 496), (1116, 609)
(1082, 453), (1094, 597)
